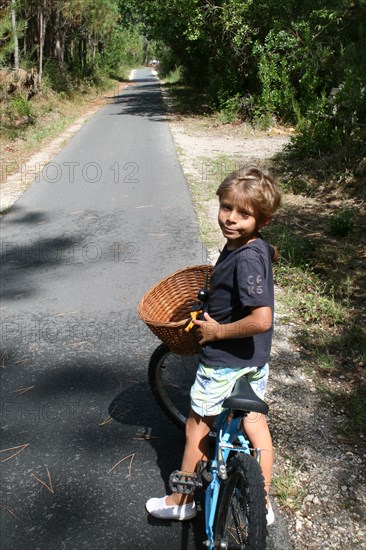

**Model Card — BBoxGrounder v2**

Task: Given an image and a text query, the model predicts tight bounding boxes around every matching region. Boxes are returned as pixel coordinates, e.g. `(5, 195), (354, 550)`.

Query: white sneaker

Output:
(146, 496), (197, 521)
(267, 502), (274, 525)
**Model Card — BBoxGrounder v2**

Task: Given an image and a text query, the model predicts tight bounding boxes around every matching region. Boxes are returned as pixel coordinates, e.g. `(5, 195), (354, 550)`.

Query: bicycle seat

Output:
(223, 374), (269, 415)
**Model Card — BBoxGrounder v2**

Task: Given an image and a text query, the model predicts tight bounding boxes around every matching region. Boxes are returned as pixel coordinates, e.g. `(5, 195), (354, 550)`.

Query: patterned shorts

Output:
(190, 363), (269, 417)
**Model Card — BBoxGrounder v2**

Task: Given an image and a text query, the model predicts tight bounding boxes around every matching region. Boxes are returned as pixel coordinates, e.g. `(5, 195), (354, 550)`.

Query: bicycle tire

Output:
(214, 453), (267, 549)
(148, 343), (199, 430)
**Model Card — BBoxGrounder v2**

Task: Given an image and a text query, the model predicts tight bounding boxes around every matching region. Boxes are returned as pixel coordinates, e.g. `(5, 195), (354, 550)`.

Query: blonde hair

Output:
(216, 166), (281, 221)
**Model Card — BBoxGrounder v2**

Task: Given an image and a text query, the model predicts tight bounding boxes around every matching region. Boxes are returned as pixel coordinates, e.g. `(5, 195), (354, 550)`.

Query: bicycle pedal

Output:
(197, 460), (213, 483)
(169, 470), (202, 495)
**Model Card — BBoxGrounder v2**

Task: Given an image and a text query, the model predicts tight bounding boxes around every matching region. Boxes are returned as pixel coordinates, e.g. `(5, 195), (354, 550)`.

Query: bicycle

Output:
(148, 346), (269, 549)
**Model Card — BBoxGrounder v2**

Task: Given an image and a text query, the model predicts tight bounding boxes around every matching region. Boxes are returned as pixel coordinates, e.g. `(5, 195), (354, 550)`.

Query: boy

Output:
(146, 166), (281, 524)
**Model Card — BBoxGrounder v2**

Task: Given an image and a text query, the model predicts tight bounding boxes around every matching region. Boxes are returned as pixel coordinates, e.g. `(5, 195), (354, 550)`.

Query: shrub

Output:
(329, 208), (355, 237)
(10, 92), (34, 119)
(218, 94), (241, 123)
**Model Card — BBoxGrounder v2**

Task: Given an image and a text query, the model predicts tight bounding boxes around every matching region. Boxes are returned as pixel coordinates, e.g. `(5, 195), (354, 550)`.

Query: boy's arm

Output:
(193, 306), (272, 345)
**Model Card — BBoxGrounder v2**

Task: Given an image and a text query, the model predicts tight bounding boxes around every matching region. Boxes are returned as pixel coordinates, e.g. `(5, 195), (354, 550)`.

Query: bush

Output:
(10, 92), (34, 119)
(218, 94), (241, 123)
(329, 208), (355, 237)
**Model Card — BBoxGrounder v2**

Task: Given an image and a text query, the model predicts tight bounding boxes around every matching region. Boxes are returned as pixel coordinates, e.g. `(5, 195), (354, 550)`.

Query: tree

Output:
(54, 0), (66, 81)
(0, 0), (25, 69)
(118, 0), (366, 163)
(11, 0), (19, 69)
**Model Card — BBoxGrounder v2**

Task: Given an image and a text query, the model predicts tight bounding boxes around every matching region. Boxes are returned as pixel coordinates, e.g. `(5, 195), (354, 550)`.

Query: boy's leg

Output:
(243, 412), (273, 507)
(166, 409), (214, 506)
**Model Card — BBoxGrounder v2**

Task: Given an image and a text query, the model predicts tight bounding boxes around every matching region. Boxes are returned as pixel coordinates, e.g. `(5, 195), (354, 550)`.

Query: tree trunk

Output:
(11, 0), (19, 70)
(92, 32), (97, 65)
(92, 44), (97, 64)
(38, 1), (47, 85)
(83, 38), (87, 70)
(38, 5), (44, 83)
(55, 1), (66, 81)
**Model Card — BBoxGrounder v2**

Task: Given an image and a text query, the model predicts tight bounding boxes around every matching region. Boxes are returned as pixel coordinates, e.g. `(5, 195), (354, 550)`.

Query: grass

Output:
(316, 352), (338, 371)
(272, 459), (306, 512)
(263, 216), (366, 437)
(199, 154), (244, 192)
(160, 66), (183, 85)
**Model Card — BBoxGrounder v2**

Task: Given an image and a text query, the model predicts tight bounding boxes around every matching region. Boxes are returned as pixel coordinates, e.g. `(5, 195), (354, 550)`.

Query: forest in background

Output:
(0, 0), (147, 147)
(1, 0), (365, 175)
(0, 0), (144, 87)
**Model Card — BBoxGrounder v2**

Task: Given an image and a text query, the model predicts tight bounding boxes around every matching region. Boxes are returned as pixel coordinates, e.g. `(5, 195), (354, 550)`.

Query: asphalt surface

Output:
(0, 68), (292, 550)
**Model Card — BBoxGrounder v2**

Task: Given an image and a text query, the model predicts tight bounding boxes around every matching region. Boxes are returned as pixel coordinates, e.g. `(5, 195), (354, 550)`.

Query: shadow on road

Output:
(109, 383), (207, 549)
(110, 81), (167, 120)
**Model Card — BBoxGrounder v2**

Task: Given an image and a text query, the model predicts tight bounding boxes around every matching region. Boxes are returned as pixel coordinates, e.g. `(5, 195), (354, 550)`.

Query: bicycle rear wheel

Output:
(148, 343), (199, 430)
(214, 453), (267, 549)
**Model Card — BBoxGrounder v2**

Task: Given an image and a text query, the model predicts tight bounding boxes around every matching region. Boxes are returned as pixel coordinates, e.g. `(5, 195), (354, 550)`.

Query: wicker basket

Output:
(138, 264), (213, 355)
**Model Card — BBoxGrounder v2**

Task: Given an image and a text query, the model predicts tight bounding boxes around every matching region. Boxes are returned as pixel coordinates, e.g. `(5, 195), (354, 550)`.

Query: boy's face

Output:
(218, 193), (266, 249)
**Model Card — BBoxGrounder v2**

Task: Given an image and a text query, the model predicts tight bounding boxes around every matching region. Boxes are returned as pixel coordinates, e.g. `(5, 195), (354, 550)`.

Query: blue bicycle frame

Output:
(204, 409), (255, 549)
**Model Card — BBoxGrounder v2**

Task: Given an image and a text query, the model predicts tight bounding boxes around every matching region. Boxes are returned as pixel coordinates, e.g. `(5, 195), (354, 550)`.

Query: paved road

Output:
(0, 68), (291, 550)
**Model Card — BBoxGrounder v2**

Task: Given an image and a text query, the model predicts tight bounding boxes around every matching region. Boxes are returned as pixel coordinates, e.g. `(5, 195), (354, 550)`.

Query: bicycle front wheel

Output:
(214, 453), (267, 549)
(148, 343), (199, 430)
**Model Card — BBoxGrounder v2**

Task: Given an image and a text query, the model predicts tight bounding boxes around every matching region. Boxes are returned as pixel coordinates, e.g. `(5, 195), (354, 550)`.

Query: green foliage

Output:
(10, 92), (34, 118)
(1, 0), (145, 94)
(328, 208), (355, 237)
(0, 0), (148, 142)
(272, 459), (306, 511)
(161, 66), (182, 84)
(119, 0), (366, 166)
(254, 30), (298, 122)
(103, 27), (145, 69)
(0, 2), (25, 67)
(0, 6), (14, 66)
(218, 94), (241, 124)
(317, 352), (338, 371)
(289, 3), (366, 163)
(265, 223), (315, 268)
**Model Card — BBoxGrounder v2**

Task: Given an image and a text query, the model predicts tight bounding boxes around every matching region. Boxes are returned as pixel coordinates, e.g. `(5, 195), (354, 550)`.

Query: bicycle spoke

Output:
(214, 454), (267, 549)
(226, 486), (249, 546)
(148, 344), (199, 429)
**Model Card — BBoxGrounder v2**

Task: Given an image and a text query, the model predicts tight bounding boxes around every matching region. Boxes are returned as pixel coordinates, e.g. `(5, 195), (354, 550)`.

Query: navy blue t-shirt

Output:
(199, 237), (274, 368)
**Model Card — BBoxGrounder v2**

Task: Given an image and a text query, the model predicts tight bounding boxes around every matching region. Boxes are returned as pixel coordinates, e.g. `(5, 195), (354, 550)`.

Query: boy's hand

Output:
(193, 312), (221, 345)
(193, 306), (272, 345)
